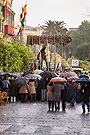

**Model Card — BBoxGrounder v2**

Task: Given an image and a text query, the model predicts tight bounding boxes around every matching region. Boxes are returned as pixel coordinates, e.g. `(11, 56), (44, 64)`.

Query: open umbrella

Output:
(33, 74), (41, 79)
(50, 77), (67, 83)
(13, 72), (21, 76)
(6, 73), (21, 78)
(79, 74), (89, 79)
(16, 76), (29, 85)
(40, 71), (57, 78)
(67, 76), (79, 82)
(75, 78), (90, 83)
(61, 72), (77, 77)
(25, 73), (36, 80)
(24, 70), (32, 76)
(0, 70), (6, 75)
(33, 69), (43, 75)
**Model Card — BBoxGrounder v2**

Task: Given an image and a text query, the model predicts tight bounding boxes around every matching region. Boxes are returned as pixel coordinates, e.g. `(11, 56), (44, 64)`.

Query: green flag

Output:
(1, 5), (6, 20)
(22, 17), (25, 28)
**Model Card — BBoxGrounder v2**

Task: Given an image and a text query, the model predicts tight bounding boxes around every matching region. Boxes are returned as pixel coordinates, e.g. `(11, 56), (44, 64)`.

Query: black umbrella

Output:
(75, 78), (89, 83)
(6, 73), (21, 78)
(25, 73), (36, 80)
(79, 74), (89, 79)
(24, 70), (32, 76)
(16, 77), (29, 85)
(39, 71), (56, 78)
(0, 70), (6, 75)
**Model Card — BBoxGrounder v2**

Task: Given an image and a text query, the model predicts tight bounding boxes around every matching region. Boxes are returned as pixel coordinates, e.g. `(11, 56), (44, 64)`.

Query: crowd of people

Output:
(0, 74), (90, 114)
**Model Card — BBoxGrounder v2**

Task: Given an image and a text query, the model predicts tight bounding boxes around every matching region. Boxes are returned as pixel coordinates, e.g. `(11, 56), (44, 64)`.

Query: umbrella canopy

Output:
(75, 78), (90, 83)
(13, 72), (21, 76)
(16, 76), (29, 85)
(67, 76), (79, 82)
(54, 73), (59, 77)
(40, 71), (57, 79)
(79, 74), (89, 79)
(33, 69), (43, 75)
(24, 70), (32, 76)
(6, 73), (21, 78)
(25, 73), (36, 80)
(61, 72), (77, 77)
(50, 77), (67, 83)
(0, 70), (6, 75)
(33, 74), (41, 79)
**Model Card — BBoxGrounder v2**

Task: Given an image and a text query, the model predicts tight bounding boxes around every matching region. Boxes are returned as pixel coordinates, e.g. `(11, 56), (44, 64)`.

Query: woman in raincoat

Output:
(47, 82), (53, 111)
(28, 80), (36, 102)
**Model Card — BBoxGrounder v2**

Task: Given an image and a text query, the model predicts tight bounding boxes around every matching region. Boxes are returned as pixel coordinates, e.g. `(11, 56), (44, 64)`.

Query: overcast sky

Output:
(12, 0), (90, 28)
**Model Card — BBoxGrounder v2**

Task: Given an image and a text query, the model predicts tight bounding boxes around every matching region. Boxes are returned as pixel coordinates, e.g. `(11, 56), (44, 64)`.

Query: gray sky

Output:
(12, 0), (90, 28)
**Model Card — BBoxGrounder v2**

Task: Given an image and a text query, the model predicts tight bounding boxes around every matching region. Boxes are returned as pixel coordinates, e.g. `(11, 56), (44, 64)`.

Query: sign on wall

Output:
(71, 59), (79, 67)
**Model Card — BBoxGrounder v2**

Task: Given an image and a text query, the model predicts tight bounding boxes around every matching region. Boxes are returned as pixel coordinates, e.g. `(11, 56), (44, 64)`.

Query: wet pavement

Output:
(0, 101), (90, 135)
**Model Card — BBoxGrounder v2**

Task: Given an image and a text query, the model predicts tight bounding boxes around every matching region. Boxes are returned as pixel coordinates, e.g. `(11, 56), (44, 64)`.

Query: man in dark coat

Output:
(68, 80), (77, 107)
(81, 83), (90, 113)
(61, 82), (68, 111)
(39, 77), (47, 101)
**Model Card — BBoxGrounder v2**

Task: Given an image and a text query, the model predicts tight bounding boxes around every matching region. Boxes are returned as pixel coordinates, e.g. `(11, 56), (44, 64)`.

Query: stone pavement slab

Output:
(0, 102), (90, 135)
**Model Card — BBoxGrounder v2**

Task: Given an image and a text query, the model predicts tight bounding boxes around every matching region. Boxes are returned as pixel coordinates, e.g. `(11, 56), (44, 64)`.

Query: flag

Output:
(1, 0), (7, 21)
(1, 5), (6, 20)
(21, 17), (25, 28)
(24, 4), (27, 18)
(5, 0), (7, 18)
(20, 27), (23, 32)
(0, 12), (3, 20)
(19, 13), (22, 22)
(18, 27), (24, 34)
(18, 4), (27, 34)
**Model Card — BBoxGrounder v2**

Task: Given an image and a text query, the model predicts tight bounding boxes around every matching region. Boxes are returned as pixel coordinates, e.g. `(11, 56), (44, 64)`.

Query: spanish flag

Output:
(24, 4), (27, 18)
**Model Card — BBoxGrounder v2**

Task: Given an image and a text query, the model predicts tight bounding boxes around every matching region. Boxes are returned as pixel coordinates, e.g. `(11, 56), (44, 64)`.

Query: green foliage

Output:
(70, 20), (90, 60)
(79, 60), (89, 71)
(0, 41), (32, 73)
(42, 20), (68, 35)
(67, 56), (89, 71)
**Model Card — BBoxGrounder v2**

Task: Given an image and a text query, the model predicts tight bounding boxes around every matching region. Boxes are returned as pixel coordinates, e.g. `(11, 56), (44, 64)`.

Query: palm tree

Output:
(42, 20), (68, 35)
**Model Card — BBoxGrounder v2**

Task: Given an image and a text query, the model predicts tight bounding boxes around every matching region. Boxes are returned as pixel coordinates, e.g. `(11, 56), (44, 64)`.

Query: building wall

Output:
(0, 0), (15, 35)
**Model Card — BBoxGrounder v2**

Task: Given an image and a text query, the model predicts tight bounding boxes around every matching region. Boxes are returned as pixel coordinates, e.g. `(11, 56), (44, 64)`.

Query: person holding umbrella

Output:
(52, 82), (62, 111)
(61, 81), (69, 111)
(47, 81), (53, 111)
(68, 80), (77, 107)
(81, 83), (90, 113)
